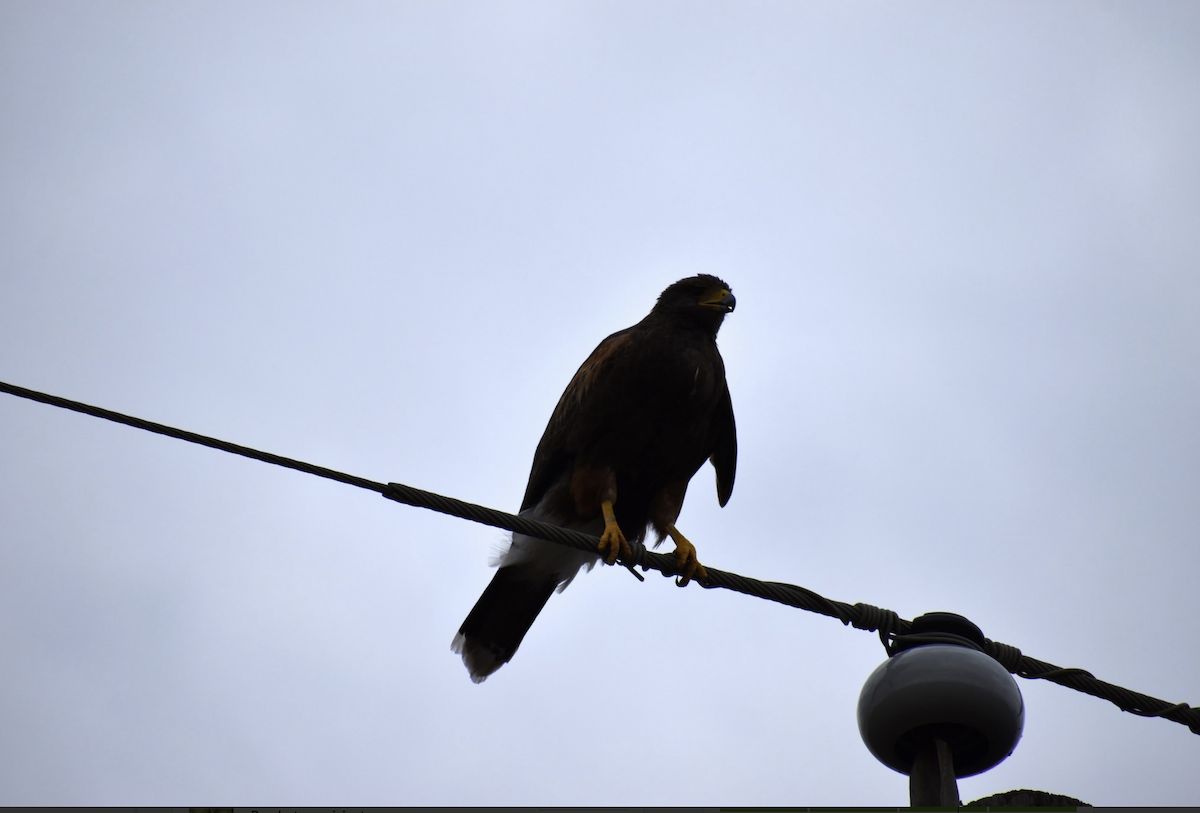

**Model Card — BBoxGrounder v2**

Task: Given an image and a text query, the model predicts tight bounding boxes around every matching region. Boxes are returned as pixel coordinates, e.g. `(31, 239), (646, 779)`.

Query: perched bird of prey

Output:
(452, 275), (737, 683)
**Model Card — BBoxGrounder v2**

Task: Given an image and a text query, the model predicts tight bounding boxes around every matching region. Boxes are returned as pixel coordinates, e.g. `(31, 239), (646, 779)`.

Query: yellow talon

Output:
(597, 500), (632, 565)
(667, 525), (707, 587)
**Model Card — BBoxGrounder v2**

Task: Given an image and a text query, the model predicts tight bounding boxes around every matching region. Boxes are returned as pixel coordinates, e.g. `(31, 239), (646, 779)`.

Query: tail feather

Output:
(451, 563), (559, 683)
(453, 508), (602, 682)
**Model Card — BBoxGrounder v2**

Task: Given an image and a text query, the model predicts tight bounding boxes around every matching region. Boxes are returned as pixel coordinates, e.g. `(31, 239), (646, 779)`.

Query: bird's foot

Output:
(667, 525), (707, 587)
(598, 500), (632, 565)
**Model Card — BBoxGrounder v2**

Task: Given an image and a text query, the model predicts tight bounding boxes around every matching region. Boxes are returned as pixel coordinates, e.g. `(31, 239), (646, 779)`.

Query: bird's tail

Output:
(451, 562), (559, 683)
(453, 508), (601, 682)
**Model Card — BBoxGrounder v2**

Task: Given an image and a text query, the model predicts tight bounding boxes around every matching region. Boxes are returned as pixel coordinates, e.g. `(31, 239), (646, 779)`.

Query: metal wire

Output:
(3, 378), (1197, 736)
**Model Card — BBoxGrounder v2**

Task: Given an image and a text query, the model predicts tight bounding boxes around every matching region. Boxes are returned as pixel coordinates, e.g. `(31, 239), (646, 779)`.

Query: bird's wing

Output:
(710, 381), (737, 507)
(520, 327), (635, 512)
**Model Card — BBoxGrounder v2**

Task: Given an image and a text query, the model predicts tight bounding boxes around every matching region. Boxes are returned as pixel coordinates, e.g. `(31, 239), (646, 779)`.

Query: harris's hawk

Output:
(452, 274), (737, 682)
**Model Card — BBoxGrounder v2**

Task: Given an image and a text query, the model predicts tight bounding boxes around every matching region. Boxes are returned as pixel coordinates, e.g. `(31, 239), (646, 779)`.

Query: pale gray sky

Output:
(2, 1), (1199, 806)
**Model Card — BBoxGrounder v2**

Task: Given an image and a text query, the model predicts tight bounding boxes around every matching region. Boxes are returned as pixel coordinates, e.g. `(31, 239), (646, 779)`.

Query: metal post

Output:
(909, 735), (960, 807)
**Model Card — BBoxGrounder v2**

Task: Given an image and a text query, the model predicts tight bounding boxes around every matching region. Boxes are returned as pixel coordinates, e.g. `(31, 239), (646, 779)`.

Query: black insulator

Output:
(858, 612), (1025, 778)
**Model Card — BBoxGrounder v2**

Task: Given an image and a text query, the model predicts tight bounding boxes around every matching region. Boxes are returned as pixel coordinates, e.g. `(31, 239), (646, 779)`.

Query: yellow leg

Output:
(667, 525), (708, 587)
(597, 500), (632, 565)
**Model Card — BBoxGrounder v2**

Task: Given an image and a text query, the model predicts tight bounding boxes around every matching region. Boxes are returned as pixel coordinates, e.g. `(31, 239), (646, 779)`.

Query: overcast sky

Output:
(2, 1), (1199, 807)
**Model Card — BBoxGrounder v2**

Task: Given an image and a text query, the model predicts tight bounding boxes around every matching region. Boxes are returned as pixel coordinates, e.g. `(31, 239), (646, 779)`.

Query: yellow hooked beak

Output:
(700, 288), (736, 313)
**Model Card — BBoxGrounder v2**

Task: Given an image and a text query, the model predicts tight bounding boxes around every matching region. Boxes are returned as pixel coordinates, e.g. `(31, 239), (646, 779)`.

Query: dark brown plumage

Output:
(452, 275), (737, 682)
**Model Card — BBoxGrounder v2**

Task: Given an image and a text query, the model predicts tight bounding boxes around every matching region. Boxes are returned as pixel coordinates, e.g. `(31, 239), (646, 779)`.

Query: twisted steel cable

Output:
(2, 378), (1197, 735)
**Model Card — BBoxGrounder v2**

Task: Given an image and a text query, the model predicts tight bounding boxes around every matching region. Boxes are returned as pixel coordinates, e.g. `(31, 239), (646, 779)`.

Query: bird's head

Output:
(653, 274), (736, 332)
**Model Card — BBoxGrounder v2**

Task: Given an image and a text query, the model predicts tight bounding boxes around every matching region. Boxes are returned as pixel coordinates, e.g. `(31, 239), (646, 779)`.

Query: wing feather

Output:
(520, 328), (634, 511)
(710, 382), (737, 506)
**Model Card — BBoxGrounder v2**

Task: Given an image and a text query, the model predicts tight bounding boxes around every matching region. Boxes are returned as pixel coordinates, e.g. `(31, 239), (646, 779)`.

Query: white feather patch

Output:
(491, 502), (602, 592)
